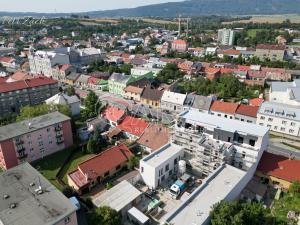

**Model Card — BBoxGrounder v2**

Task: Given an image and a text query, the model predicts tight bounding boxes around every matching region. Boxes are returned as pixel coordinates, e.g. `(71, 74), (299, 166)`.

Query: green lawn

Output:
(32, 146), (75, 190)
(61, 150), (94, 184)
(247, 29), (264, 38)
(272, 192), (300, 223)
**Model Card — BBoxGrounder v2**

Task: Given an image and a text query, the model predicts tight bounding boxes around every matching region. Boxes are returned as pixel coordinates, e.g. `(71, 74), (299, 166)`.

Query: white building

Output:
(217, 28), (235, 46)
(256, 101), (300, 137)
(163, 164), (249, 225)
(131, 66), (161, 77)
(45, 93), (81, 116)
(172, 110), (269, 176)
(161, 91), (187, 114)
(140, 143), (185, 189)
(269, 80), (300, 106)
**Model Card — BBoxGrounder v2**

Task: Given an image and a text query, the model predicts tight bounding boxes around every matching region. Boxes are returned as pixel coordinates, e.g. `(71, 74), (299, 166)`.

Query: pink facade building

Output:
(171, 39), (188, 53)
(0, 111), (73, 170)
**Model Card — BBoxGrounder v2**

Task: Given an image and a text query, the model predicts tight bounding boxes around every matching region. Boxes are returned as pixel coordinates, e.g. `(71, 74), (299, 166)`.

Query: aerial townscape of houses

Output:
(1, 15), (300, 225)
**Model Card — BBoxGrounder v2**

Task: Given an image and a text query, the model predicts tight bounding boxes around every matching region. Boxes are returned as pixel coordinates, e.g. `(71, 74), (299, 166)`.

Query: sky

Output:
(1, 0), (183, 13)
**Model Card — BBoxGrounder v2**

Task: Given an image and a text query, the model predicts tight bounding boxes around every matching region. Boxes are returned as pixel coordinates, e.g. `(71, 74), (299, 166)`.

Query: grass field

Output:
(247, 29), (264, 38)
(32, 148), (74, 190)
(223, 15), (300, 24)
(61, 150), (94, 184)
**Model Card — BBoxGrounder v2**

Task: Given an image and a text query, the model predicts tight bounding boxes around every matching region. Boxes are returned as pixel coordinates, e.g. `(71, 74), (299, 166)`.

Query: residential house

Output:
(255, 44), (286, 61)
(52, 64), (74, 82)
(0, 56), (16, 69)
(75, 74), (90, 89)
(0, 163), (78, 225)
(108, 73), (131, 96)
(161, 91), (187, 113)
(204, 67), (221, 80)
(186, 94), (214, 113)
(117, 116), (149, 140)
(67, 144), (133, 194)
(45, 92), (81, 116)
(123, 85), (144, 102)
(5, 71), (33, 82)
(101, 105), (126, 127)
(65, 72), (80, 86)
(140, 86), (164, 108)
(0, 112), (73, 170)
(137, 124), (170, 153)
(217, 49), (240, 59)
(257, 152), (300, 189)
(234, 104), (259, 123)
(209, 100), (239, 119)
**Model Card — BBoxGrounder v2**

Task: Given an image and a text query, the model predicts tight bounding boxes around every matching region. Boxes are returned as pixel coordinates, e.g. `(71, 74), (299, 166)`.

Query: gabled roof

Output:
(138, 124), (170, 151)
(161, 91), (186, 105)
(256, 44), (285, 51)
(0, 77), (57, 93)
(102, 106), (126, 123)
(117, 116), (148, 137)
(0, 56), (14, 63)
(257, 152), (300, 183)
(235, 104), (259, 118)
(172, 39), (187, 45)
(124, 85), (144, 94)
(249, 98), (264, 107)
(78, 144), (133, 180)
(210, 101), (239, 115)
(141, 86), (164, 101)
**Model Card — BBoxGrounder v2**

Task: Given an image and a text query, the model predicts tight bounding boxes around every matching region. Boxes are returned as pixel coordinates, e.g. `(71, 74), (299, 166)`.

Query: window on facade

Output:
(141, 167), (144, 173)
(291, 122), (296, 127)
(280, 127), (285, 131)
(165, 164), (169, 172)
(64, 216), (71, 224)
(249, 139), (256, 147)
(289, 129), (294, 133)
(282, 121), (287, 125)
(260, 116), (265, 120)
(237, 136), (244, 144)
(268, 118), (273, 122)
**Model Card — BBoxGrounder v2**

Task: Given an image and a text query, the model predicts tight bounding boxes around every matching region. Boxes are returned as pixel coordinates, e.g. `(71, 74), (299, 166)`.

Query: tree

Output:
(289, 181), (300, 194)
(17, 104), (71, 122)
(157, 63), (184, 84)
(127, 156), (139, 170)
(82, 91), (101, 119)
(66, 86), (76, 96)
(86, 127), (106, 154)
(62, 186), (75, 198)
(210, 201), (286, 225)
(88, 206), (121, 225)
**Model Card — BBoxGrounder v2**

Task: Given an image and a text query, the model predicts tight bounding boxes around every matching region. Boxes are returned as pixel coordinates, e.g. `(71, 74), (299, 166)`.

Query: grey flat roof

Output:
(179, 110), (269, 137)
(92, 180), (142, 212)
(0, 112), (70, 142)
(258, 101), (300, 122)
(0, 163), (76, 225)
(164, 165), (246, 225)
(142, 143), (183, 168)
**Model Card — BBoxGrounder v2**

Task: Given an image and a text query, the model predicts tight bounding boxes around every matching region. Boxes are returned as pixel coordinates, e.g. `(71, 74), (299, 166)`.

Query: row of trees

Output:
(87, 60), (133, 75)
(177, 74), (262, 100)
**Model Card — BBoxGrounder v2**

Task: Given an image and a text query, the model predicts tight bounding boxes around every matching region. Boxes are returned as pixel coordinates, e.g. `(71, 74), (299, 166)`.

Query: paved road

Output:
(267, 142), (300, 160)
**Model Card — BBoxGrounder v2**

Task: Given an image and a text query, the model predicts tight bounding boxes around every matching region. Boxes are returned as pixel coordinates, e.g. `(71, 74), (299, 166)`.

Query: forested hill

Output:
(1, 0), (300, 18)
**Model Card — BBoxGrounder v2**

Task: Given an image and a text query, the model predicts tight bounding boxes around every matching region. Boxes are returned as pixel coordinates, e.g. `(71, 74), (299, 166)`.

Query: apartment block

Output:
(0, 112), (73, 170)
(217, 28), (235, 46)
(0, 163), (78, 225)
(269, 80), (300, 106)
(256, 101), (300, 137)
(255, 44), (285, 61)
(0, 77), (59, 116)
(172, 110), (269, 176)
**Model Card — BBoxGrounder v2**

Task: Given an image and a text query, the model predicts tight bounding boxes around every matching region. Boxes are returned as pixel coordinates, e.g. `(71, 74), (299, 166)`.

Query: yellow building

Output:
(140, 86), (163, 108)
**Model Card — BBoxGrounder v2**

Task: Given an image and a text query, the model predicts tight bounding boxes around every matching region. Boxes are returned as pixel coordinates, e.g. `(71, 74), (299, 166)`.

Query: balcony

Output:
(56, 137), (64, 144)
(15, 139), (24, 145)
(17, 147), (26, 153)
(55, 127), (62, 132)
(56, 133), (63, 138)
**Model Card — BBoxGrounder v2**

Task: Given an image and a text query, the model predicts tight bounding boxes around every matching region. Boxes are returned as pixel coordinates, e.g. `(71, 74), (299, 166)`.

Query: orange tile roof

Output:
(137, 124), (170, 151)
(210, 101), (239, 114)
(78, 144), (133, 180)
(220, 68), (234, 74)
(249, 98), (264, 107)
(235, 104), (259, 118)
(117, 116), (148, 137)
(124, 85), (144, 94)
(205, 67), (220, 74)
(173, 39), (187, 45)
(102, 106), (126, 123)
(10, 71), (33, 81)
(258, 152), (300, 183)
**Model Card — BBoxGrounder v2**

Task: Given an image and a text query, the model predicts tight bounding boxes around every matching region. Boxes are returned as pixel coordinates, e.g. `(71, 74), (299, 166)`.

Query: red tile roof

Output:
(78, 144), (133, 181)
(173, 39), (187, 45)
(237, 65), (250, 71)
(249, 98), (264, 107)
(220, 49), (241, 55)
(102, 106), (126, 123)
(256, 44), (285, 50)
(117, 116), (149, 137)
(220, 68), (234, 74)
(204, 67), (221, 74)
(210, 101), (239, 114)
(235, 104), (259, 118)
(68, 169), (90, 188)
(10, 71), (33, 81)
(88, 77), (101, 85)
(257, 152), (300, 183)
(0, 77), (7, 84)
(0, 77), (57, 93)
(0, 56), (14, 63)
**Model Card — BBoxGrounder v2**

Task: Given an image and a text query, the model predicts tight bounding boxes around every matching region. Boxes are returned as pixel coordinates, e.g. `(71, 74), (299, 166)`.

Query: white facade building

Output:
(161, 91), (187, 113)
(269, 80), (300, 106)
(131, 67), (161, 77)
(217, 28), (235, 46)
(140, 143), (185, 189)
(45, 93), (81, 116)
(256, 101), (300, 137)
